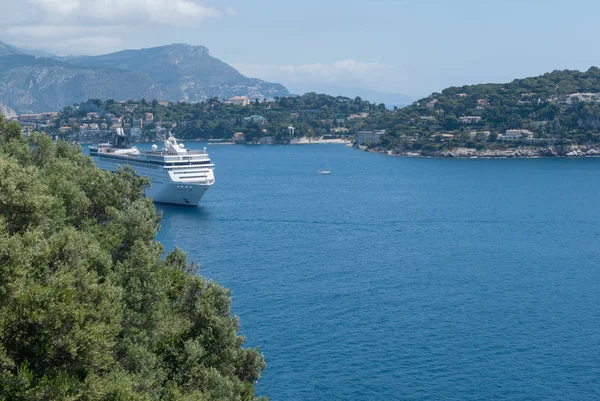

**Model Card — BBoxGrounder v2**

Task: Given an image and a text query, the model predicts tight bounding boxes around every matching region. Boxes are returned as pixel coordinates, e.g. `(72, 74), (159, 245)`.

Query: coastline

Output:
(289, 137), (351, 145)
(360, 145), (600, 159)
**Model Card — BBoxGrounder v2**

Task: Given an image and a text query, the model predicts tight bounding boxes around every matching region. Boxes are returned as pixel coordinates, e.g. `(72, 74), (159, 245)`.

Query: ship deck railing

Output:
(146, 149), (207, 156)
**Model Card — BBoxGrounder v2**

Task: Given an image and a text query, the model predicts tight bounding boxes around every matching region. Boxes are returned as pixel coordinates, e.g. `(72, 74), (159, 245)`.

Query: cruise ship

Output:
(89, 129), (215, 206)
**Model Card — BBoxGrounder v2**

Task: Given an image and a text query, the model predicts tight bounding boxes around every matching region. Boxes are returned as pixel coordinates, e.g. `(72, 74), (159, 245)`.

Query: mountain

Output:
(0, 43), (289, 113)
(0, 55), (160, 113)
(67, 44), (288, 102)
(0, 40), (25, 56)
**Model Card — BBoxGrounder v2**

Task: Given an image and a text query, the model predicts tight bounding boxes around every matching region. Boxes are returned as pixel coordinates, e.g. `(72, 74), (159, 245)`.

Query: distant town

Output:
(10, 95), (387, 146)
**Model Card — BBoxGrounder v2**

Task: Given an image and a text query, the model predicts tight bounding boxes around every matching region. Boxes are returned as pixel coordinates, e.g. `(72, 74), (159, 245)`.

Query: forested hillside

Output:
(0, 115), (266, 400)
(377, 67), (600, 151)
(56, 94), (382, 141)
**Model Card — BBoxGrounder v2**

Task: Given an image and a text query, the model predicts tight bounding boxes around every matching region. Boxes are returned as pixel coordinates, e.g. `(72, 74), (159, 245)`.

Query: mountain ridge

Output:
(0, 43), (290, 113)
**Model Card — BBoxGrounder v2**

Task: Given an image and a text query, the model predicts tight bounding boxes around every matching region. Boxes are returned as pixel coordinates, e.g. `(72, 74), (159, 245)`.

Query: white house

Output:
(356, 130), (385, 144)
(459, 116), (482, 124)
(565, 93), (600, 104)
(502, 129), (533, 140)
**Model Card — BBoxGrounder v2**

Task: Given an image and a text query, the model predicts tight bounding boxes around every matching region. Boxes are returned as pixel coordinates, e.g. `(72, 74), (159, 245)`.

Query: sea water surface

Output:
(155, 143), (600, 400)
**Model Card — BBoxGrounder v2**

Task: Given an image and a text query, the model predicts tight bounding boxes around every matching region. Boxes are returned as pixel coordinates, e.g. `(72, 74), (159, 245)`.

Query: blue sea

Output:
(155, 143), (600, 400)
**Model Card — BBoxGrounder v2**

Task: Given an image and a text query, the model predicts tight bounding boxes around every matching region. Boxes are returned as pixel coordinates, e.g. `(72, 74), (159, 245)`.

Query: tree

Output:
(0, 123), (267, 400)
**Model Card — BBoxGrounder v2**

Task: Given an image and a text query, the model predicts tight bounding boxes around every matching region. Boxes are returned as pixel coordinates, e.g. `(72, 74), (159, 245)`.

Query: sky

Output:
(1, 0), (600, 100)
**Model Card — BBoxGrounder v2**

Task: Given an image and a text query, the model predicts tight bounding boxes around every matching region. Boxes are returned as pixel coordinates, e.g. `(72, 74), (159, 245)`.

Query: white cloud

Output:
(0, 0), (233, 54)
(22, 0), (222, 24)
(233, 60), (408, 93)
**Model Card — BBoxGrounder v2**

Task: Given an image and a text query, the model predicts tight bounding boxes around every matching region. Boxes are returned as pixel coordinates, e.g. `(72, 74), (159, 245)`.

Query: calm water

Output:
(155, 144), (600, 400)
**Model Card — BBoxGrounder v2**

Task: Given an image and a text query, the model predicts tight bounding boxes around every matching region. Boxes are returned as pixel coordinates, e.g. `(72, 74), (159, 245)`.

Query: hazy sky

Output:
(2, 0), (599, 98)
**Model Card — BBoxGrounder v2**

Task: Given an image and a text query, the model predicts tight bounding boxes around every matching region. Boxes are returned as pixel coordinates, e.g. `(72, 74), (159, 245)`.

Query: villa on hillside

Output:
(565, 93), (600, 104)
(427, 99), (438, 109)
(226, 96), (251, 106)
(477, 99), (489, 109)
(356, 130), (385, 145)
(459, 116), (482, 124)
(348, 112), (370, 119)
(502, 129), (533, 140)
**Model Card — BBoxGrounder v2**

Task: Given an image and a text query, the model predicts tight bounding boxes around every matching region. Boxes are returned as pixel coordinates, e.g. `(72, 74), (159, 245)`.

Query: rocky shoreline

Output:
(361, 145), (600, 158)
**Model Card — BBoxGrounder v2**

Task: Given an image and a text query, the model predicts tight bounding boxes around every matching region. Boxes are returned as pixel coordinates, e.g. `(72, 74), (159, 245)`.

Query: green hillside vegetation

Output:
(0, 115), (266, 400)
(376, 67), (600, 151)
(51, 67), (600, 152)
(56, 94), (383, 141)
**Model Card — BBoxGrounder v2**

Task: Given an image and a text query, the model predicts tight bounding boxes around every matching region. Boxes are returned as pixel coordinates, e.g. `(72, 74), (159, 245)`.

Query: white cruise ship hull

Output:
(147, 181), (210, 206)
(93, 157), (212, 206)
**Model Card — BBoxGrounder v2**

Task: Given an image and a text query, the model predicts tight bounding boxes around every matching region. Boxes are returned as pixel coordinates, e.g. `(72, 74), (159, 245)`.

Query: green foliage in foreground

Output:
(0, 116), (266, 400)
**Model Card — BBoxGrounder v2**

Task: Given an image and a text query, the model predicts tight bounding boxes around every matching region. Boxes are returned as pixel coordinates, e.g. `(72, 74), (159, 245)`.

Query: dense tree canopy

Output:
(56, 93), (379, 141)
(376, 67), (600, 151)
(0, 116), (266, 400)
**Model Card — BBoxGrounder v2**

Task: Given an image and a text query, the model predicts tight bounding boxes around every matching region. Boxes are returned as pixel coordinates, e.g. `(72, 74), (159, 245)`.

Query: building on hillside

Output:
(565, 92), (600, 104)
(130, 128), (142, 138)
(348, 112), (369, 120)
(427, 99), (438, 109)
(89, 123), (99, 130)
(226, 96), (251, 106)
(438, 133), (455, 141)
(132, 118), (143, 128)
(144, 113), (154, 123)
(18, 113), (59, 124)
(243, 115), (267, 123)
(459, 116), (482, 124)
(332, 127), (349, 133)
(233, 132), (245, 143)
(158, 101), (170, 106)
(356, 130), (385, 145)
(86, 112), (100, 120)
(502, 129), (533, 140)
(477, 99), (489, 109)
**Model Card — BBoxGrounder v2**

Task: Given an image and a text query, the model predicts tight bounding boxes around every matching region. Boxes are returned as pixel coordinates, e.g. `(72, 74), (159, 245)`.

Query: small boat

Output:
(318, 159), (331, 175)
